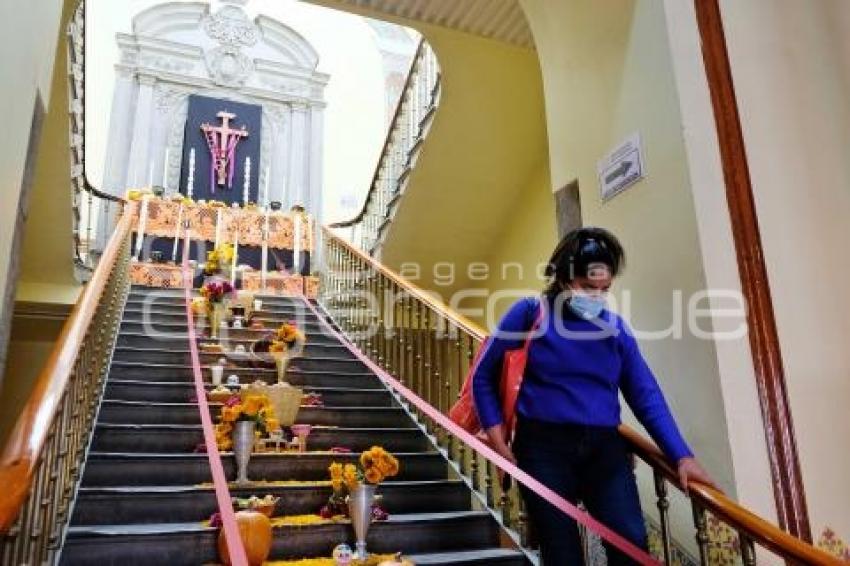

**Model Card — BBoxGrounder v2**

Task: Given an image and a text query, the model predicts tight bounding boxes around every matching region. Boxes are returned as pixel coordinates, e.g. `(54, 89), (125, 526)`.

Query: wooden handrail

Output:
(0, 201), (136, 532)
(328, 38), (427, 229)
(619, 426), (843, 565)
(322, 226), (486, 341)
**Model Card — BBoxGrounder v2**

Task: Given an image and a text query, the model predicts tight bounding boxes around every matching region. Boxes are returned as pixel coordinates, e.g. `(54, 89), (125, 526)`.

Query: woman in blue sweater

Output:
(472, 227), (715, 565)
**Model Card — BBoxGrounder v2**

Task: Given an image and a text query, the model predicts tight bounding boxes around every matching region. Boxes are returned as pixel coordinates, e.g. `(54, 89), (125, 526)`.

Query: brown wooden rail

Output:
(619, 426), (843, 565)
(322, 226), (486, 341)
(0, 200), (134, 533)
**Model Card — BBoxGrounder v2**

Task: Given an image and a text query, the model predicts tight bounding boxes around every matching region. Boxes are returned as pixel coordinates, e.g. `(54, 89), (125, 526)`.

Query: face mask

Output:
(568, 292), (606, 320)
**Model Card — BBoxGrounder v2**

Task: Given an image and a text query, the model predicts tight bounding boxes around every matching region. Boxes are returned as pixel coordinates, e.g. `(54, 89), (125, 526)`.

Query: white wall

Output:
(721, 0), (850, 544)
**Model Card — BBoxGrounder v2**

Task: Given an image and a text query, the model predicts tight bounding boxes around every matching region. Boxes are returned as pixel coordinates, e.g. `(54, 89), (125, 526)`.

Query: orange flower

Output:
(265, 418), (279, 432)
(221, 406), (240, 423)
(242, 395), (264, 417)
(328, 463), (343, 481)
(331, 478), (343, 492)
(364, 467), (383, 485)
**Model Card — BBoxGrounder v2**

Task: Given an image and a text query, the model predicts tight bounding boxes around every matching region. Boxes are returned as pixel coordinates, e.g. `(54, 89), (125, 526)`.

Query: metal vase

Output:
(232, 420), (255, 486)
(274, 354), (289, 384)
(347, 483), (377, 559)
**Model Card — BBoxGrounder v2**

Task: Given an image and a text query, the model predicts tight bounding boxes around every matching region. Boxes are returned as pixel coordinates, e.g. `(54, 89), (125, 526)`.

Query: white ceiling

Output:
(330, 0), (534, 48)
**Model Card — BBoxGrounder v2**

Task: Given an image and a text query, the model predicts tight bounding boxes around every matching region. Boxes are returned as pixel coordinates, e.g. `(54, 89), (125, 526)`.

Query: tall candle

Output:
(293, 212), (302, 275)
(187, 148), (196, 199)
(214, 208), (223, 250)
(262, 166), (270, 208)
(231, 231), (238, 286)
(135, 196), (150, 261)
(171, 204), (183, 262)
(261, 211), (269, 289)
(243, 157), (251, 205)
(162, 148), (170, 191)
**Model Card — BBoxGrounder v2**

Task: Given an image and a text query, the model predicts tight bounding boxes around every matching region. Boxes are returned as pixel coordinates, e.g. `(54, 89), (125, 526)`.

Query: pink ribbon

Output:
(182, 238), (248, 566)
(297, 295), (661, 565)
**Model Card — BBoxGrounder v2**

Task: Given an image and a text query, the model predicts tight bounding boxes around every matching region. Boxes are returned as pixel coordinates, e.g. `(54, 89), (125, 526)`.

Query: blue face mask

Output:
(568, 292), (606, 320)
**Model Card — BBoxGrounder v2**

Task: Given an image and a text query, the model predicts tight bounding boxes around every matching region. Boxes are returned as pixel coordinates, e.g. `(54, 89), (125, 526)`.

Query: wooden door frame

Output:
(694, 0), (811, 542)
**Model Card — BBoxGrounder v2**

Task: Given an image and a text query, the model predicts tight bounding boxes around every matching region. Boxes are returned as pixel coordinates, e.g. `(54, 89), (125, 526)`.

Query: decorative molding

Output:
(203, 5), (259, 47)
(694, 0), (811, 541)
(140, 53), (194, 74)
(204, 45), (254, 86)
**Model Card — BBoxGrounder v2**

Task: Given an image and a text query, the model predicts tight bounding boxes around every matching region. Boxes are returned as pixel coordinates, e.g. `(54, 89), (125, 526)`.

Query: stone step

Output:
(116, 328), (342, 347)
(97, 400), (413, 428)
(121, 312), (330, 335)
(108, 361), (381, 387)
(91, 424), (429, 453)
(104, 380), (392, 405)
(123, 301), (320, 319)
(61, 511), (507, 565)
(71, 479), (470, 525)
(80, 452), (447, 487)
(128, 288), (314, 307)
(116, 330), (353, 352)
(119, 320), (340, 342)
(112, 348), (366, 372)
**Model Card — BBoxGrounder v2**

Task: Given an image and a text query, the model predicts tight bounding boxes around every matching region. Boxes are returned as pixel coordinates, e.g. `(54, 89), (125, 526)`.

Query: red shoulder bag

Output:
(449, 300), (544, 444)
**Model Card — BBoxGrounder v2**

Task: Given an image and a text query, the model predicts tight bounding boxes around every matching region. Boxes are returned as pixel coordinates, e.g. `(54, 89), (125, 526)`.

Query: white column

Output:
(269, 106), (290, 206)
(308, 105), (324, 225)
(288, 103), (308, 208)
(102, 68), (137, 194)
(127, 74), (157, 188)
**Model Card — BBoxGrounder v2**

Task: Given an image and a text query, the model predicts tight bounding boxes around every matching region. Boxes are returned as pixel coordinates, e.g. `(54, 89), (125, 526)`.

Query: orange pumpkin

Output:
(377, 553), (415, 566)
(217, 510), (273, 566)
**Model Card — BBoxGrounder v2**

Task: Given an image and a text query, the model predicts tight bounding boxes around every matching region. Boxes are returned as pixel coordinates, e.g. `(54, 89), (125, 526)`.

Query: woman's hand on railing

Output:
(484, 424), (517, 465)
(677, 456), (718, 494)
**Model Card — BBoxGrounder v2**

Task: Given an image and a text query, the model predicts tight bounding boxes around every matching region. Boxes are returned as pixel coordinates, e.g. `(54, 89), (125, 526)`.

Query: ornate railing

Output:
(318, 227), (844, 566)
(328, 39), (441, 256)
(67, 0), (123, 280)
(0, 201), (134, 565)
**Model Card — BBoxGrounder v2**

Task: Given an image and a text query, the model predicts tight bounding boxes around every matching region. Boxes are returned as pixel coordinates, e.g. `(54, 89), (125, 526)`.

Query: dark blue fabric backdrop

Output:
(180, 95), (262, 204)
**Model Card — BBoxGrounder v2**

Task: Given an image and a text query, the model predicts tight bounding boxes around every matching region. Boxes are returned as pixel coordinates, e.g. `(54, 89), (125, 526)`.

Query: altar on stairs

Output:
(128, 193), (320, 298)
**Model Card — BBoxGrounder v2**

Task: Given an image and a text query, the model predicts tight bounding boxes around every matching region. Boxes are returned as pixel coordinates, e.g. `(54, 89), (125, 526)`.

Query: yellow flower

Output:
(331, 478), (343, 492)
(343, 464), (359, 490)
(215, 422), (233, 436)
(269, 341), (287, 353)
(328, 462), (343, 481)
(360, 451), (374, 469)
(218, 438), (232, 451)
(364, 467), (383, 485)
(385, 456), (399, 477)
(265, 418), (280, 432)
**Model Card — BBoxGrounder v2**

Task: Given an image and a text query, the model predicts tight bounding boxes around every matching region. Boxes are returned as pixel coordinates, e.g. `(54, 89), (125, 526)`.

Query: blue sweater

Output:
(471, 295), (693, 463)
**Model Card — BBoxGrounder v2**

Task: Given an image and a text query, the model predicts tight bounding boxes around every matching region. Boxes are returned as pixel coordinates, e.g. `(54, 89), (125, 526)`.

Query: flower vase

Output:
(232, 420), (256, 486)
(273, 353), (289, 384)
(347, 483), (377, 559)
(209, 302), (226, 339)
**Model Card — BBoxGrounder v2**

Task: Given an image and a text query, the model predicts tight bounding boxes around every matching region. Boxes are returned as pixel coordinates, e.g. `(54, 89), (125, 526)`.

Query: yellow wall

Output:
(721, 0), (850, 544)
(0, 0), (69, 389)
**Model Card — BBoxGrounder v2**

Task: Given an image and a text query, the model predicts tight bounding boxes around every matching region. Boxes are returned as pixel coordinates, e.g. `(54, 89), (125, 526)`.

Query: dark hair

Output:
(544, 226), (625, 297)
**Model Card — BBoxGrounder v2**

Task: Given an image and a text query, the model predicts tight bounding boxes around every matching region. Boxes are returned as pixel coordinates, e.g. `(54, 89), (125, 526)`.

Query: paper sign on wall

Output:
(597, 133), (645, 201)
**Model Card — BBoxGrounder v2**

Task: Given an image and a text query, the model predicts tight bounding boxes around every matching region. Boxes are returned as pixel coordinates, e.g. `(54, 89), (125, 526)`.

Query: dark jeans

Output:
(514, 417), (648, 566)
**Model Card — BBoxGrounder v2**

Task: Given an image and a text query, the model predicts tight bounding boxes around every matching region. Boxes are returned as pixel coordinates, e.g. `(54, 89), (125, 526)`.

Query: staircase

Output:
(60, 286), (528, 565)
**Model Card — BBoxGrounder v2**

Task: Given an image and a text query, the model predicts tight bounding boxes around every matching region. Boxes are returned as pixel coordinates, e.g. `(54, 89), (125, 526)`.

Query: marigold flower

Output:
(364, 467), (383, 485)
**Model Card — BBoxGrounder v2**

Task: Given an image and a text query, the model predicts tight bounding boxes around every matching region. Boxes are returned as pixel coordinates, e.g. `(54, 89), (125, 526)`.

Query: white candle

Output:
(243, 156), (251, 205)
(162, 148), (170, 191)
(214, 208), (223, 250)
(231, 231), (238, 286)
(293, 212), (302, 275)
(171, 204), (183, 262)
(261, 211), (269, 289)
(187, 148), (195, 199)
(135, 196), (150, 261)
(262, 166), (270, 208)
